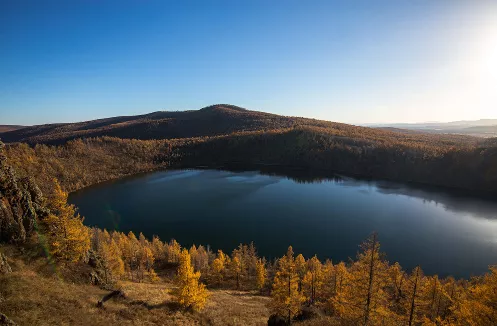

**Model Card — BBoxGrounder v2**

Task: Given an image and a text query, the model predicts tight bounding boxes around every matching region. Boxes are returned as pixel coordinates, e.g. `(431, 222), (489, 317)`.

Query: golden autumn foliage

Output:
(43, 180), (90, 262)
(270, 246), (306, 323)
(211, 250), (226, 285)
(455, 266), (497, 325)
(302, 255), (323, 305)
(230, 255), (242, 289)
(172, 249), (208, 311)
(344, 233), (392, 325)
(256, 258), (267, 290)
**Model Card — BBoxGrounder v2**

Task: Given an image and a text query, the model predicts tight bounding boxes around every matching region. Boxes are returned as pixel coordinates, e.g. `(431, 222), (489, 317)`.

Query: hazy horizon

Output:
(1, 1), (496, 125)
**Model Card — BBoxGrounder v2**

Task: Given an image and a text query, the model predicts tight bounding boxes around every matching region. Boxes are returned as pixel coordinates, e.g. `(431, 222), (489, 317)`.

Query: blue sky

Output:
(1, 0), (496, 125)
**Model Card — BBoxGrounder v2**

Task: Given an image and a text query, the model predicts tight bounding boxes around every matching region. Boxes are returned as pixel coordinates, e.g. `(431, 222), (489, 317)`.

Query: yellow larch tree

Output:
(151, 235), (165, 263)
(172, 248), (208, 311)
(454, 266), (497, 325)
(138, 246), (155, 281)
(167, 239), (181, 264)
(256, 258), (267, 290)
(388, 262), (407, 306)
(270, 246), (305, 324)
(404, 266), (424, 326)
(327, 261), (351, 317)
(345, 233), (392, 325)
(302, 255), (323, 305)
(126, 231), (140, 280)
(319, 259), (334, 303)
(117, 232), (133, 278)
(419, 275), (449, 323)
(98, 238), (125, 283)
(211, 257), (225, 285)
(211, 250), (226, 285)
(295, 253), (306, 291)
(44, 180), (90, 262)
(230, 255), (242, 289)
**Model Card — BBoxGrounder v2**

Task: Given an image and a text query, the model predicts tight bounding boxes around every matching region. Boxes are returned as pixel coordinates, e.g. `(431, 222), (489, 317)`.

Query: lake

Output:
(68, 169), (497, 278)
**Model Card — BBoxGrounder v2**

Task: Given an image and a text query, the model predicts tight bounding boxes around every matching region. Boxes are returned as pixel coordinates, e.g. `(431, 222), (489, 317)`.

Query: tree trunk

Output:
(364, 233), (377, 326)
(408, 267), (419, 326)
(288, 273), (292, 325)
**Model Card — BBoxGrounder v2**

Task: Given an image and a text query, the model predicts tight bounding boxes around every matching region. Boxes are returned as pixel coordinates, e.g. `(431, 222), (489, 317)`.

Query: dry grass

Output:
(0, 249), (270, 326)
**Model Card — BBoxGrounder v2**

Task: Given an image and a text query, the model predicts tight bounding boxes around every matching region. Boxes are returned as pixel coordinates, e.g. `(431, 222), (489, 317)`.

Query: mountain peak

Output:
(199, 104), (248, 113)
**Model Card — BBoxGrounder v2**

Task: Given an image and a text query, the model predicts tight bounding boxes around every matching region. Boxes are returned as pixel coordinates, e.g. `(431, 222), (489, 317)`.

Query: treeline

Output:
(4, 127), (497, 196)
(179, 127), (497, 193)
(3, 137), (176, 195)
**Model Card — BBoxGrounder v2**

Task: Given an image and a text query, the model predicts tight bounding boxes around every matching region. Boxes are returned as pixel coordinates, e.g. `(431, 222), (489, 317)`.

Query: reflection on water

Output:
(69, 168), (497, 278)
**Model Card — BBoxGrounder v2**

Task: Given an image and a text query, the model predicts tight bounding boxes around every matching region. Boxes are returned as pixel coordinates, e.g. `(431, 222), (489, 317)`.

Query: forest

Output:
(3, 125), (497, 197)
(1, 139), (497, 326)
(1, 106), (497, 325)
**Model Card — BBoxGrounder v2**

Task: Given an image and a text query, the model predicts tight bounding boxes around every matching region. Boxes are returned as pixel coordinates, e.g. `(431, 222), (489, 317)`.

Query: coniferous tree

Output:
(98, 238), (125, 283)
(167, 239), (181, 264)
(405, 266), (423, 326)
(455, 267), (497, 325)
(256, 258), (267, 291)
(270, 246), (305, 324)
(302, 255), (323, 305)
(230, 255), (242, 289)
(172, 249), (208, 311)
(345, 233), (391, 325)
(328, 261), (350, 317)
(295, 253), (306, 292)
(44, 180), (90, 262)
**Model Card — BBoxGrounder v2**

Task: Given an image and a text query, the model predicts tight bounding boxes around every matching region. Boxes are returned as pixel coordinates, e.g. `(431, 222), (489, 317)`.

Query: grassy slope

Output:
(0, 246), (270, 326)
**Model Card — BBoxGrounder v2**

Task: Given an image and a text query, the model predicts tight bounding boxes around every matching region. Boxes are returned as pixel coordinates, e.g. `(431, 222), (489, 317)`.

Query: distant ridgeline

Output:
(0, 105), (496, 195)
(1, 140), (497, 325)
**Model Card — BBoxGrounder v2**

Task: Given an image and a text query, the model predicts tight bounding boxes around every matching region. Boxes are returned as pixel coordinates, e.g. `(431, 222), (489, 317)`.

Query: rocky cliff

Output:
(0, 141), (48, 243)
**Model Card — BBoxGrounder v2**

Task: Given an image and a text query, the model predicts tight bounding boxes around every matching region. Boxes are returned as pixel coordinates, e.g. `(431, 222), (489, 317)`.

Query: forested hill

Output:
(2, 104), (484, 146)
(1, 104), (346, 145)
(3, 104), (497, 193)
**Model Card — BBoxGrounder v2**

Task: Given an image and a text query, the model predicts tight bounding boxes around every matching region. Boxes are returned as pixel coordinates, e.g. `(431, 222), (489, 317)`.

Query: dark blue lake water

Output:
(68, 169), (497, 278)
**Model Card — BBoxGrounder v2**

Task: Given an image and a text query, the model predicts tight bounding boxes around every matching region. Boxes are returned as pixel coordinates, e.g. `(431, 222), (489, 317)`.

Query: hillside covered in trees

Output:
(0, 105), (339, 145)
(1, 141), (497, 325)
(2, 104), (497, 194)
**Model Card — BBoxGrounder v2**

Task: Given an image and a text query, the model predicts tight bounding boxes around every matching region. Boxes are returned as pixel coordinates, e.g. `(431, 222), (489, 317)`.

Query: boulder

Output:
(267, 314), (288, 326)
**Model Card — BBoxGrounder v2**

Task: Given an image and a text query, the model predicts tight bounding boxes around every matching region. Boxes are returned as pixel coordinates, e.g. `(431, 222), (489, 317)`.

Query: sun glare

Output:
(458, 16), (497, 117)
